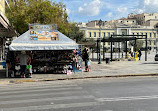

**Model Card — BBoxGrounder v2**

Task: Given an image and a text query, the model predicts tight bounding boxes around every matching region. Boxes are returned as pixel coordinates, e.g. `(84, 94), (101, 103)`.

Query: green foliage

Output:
(128, 40), (144, 51)
(6, 0), (70, 35)
(68, 23), (84, 43)
(6, 0), (84, 42)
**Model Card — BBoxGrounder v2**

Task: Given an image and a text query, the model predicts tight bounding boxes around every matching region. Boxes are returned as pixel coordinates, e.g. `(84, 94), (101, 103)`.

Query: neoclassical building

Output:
(78, 13), (158, 51)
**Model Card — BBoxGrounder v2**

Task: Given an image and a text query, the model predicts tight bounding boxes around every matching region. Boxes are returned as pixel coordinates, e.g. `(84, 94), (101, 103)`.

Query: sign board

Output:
(29, 24), (59, 41)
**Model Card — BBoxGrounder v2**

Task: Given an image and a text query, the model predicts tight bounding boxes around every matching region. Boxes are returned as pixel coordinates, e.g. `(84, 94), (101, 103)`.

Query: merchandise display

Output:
(32, 50), (74, 74)
(72, 49), (83, 72)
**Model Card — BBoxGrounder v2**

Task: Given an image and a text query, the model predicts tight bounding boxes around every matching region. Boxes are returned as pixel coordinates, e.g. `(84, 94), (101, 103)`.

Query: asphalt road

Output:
(1, 77), (158, 111)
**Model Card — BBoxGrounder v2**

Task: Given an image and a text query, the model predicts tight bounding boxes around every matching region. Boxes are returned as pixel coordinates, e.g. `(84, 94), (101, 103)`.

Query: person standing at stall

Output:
(138, 49), (142, 60)
(82, 48), (90, 72)
(27, 51), (32, 78)
(16, 51), (30, 78)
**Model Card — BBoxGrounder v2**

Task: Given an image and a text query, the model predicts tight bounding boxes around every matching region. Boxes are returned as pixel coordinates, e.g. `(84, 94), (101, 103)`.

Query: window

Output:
(154, 33), (156, 38)
(108, 32), (110, 37)
(140, 33), (143, 38)
(122, 32), (125, 35)
(150, 33), (152, 37)
(154, 41), (156, 45)
(103, 32), (105, 37)
(150, 41), (151, 45)
(94, 32), (96, 37)
(132, 33), (135, 37)
(98, 32), (101, 37)
(137, 33), (139, 38)
(133, 21), (135, 23)
(89, 32), (91, 37)
(146, 33), (148, 36)
(108, 42), (110, 45)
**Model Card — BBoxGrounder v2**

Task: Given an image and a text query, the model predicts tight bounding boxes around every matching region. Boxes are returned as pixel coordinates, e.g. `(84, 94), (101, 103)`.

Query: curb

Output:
(0, 80), (10, 85)
(0, 73), (158, 84)
(41, 73), (158, 82)
(9, 79), (37, 83)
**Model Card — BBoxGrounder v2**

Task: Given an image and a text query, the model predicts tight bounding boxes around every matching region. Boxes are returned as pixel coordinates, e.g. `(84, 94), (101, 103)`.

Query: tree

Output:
(6, 0), (28, 34)
(128, 40), (144, 51)
(68, 23), (84, 43)
(6, 0), (69, 35)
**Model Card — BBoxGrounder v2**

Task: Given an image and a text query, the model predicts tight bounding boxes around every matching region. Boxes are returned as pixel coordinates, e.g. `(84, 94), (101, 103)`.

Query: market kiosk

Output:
(8, 24), (82, 77)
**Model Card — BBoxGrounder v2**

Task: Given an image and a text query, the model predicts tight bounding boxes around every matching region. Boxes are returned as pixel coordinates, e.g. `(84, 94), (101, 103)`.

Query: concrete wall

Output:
(146, 20), (158, 27)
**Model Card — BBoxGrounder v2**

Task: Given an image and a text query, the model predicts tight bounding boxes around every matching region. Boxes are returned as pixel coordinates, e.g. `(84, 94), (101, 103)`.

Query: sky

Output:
(53, 0), (158, 23)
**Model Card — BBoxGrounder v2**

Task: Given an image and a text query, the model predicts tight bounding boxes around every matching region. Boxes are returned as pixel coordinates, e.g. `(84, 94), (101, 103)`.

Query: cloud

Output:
(144, 0), (150, 5)
(78, 0), (103, 16)
(117, 7), (128, 13)
(107, 12), (113, 18)
(132, 9), (144, 14)
(136, 0), (158, 13)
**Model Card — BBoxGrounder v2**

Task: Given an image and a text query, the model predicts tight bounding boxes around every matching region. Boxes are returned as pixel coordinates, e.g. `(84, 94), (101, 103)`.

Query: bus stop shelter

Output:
(97, 34), (148, 63)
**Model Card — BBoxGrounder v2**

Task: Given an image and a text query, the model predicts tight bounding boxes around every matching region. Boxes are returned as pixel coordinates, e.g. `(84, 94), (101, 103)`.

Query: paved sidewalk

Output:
(0, 51), (158, 84)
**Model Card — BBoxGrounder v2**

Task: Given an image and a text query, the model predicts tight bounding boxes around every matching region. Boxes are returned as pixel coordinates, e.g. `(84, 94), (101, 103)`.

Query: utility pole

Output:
(98, 19), (102, 64)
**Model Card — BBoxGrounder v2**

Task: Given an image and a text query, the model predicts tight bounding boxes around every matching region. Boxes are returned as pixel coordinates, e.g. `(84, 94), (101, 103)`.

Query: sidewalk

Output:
(0, 51), (158, 84)
(0, 60), (158, 84)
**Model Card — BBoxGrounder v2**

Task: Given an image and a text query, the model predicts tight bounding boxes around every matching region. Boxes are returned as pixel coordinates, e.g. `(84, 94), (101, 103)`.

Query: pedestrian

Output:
(27, 51), (32, 78)
(16, 51), (30, 78)
(138, 49), (142, 60)
(82, 48), (89, 72)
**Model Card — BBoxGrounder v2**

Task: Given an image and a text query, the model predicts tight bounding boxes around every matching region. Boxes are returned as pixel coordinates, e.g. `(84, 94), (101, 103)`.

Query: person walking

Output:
(16, 51), (30, 78)
(138, 49), (142, 60)
(83, 48), (89, 72)
(27, 51), (32, 78)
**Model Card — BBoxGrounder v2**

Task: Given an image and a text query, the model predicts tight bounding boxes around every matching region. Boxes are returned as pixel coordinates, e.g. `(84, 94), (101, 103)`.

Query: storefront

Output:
(8, 24), (82, 77)
(0, 11), (17, 73)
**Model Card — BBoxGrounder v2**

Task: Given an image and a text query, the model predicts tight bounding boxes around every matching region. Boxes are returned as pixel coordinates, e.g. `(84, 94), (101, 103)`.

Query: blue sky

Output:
(54, 0), (158, 23)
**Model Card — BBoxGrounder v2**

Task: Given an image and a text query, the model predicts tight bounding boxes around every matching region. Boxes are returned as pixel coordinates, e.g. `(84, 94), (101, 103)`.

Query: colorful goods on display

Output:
(29, 24), (59, 41)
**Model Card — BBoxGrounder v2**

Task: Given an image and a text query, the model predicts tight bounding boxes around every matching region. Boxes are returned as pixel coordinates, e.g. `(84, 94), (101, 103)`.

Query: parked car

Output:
(155, 54), (158, 61)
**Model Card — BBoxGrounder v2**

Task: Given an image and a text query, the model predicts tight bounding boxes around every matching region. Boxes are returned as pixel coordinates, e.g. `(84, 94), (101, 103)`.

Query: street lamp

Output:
(98, 19), (102, 64)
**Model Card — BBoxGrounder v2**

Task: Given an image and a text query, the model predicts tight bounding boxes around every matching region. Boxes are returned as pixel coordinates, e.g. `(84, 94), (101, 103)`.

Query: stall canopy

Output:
(9, 30), (79, 51)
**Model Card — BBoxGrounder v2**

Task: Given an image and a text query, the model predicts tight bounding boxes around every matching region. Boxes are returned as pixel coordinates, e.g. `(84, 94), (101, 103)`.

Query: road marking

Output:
(0, 90), (87, 99)
(0, 87), (83, 95)
(1, 102), (104, 111)
(0, 84), (78, 91)
(0, 95), (95, 105)
(96, 95), (158, 102)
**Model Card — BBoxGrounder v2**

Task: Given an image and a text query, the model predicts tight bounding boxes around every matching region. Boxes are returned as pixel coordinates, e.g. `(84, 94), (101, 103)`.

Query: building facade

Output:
(131, 13), (158, 26)
(79, 23), (157, 50)
(0, 0), (17, 62)
(0, 0), (5, 14)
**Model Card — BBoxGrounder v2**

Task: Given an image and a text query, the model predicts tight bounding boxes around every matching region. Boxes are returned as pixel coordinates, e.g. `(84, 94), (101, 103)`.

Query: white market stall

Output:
(7, 24), (82, 77)
(9, 30), (79, 51)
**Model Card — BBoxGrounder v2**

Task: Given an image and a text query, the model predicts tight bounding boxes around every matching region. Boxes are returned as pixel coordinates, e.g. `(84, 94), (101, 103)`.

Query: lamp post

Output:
(98, 19), (102, 64)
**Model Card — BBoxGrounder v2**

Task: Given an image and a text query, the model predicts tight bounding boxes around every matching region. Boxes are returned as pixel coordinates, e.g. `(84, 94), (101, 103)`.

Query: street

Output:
(0, 77), (158, 111)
